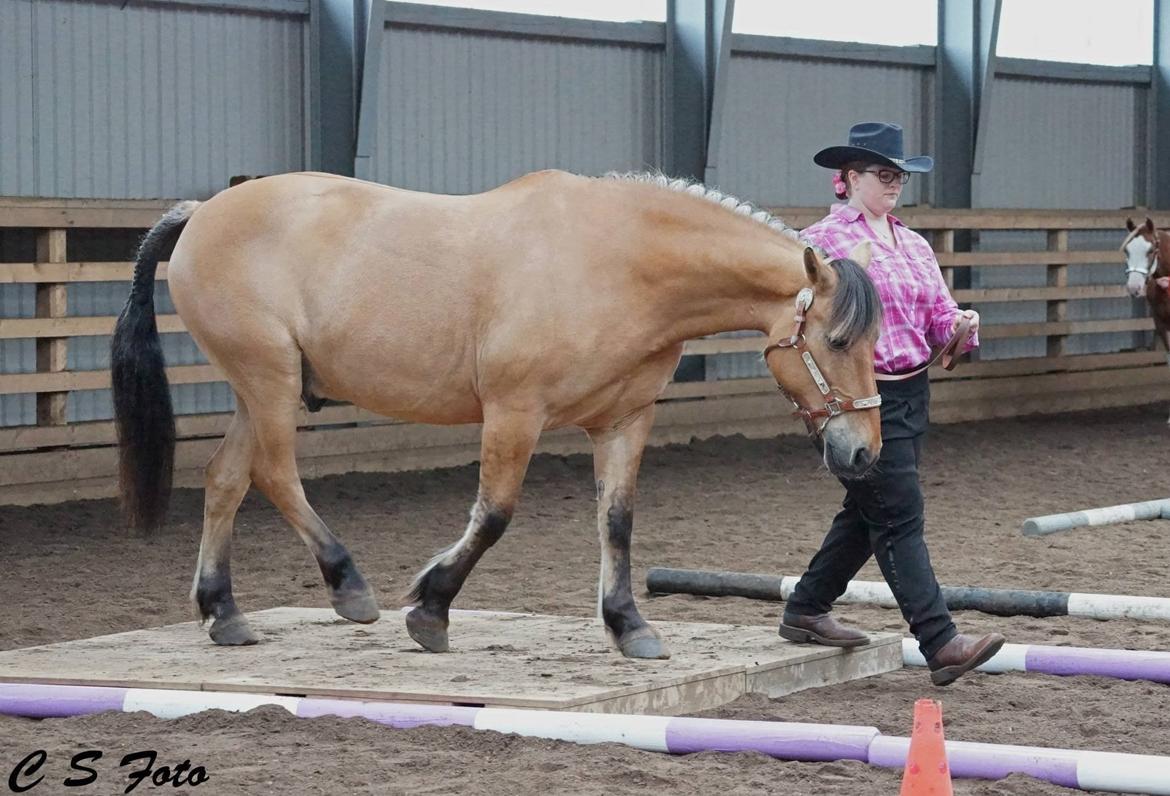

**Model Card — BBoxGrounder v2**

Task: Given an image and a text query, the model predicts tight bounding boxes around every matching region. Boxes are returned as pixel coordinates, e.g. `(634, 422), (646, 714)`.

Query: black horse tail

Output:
(110, 200), (199, 532)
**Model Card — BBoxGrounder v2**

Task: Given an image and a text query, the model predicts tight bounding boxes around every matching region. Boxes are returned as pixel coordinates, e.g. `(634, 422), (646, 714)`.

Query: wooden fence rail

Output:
(1, 198), (1167, 505)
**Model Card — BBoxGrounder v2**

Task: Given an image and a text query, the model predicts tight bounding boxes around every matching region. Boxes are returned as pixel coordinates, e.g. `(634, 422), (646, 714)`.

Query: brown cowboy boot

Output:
(779, 612), (869, 648)
(927, 632), (1006, 686)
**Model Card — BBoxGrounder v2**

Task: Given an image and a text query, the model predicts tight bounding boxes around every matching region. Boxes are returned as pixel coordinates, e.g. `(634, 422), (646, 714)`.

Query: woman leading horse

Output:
(111, 169), (883, 659)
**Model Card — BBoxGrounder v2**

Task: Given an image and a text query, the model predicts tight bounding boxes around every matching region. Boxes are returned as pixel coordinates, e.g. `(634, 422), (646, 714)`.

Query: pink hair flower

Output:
(832, 172), (847, 197)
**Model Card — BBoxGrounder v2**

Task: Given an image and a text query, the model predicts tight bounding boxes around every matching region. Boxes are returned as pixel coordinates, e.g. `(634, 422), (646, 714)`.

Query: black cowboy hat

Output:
(813, 122), (933, 173)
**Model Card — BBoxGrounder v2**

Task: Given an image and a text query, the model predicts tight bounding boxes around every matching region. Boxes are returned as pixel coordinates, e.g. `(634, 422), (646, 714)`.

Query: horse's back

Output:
(167, 174), (474, 417)
(165, 169), (674, 427)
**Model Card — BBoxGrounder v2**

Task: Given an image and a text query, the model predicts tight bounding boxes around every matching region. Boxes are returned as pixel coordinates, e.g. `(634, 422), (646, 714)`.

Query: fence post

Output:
(34, 228), (69, 426)
(936, 228), (956, 289)
(1046, 228), (1069, 358)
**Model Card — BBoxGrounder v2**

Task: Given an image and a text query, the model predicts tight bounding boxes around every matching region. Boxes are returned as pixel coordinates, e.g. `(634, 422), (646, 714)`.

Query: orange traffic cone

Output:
(899, 698), (953, 796)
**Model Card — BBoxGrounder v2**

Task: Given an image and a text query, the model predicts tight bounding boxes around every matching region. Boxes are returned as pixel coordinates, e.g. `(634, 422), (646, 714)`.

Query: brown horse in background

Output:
(1122, 217), (1170, 422)
(111, 170), (883, 659)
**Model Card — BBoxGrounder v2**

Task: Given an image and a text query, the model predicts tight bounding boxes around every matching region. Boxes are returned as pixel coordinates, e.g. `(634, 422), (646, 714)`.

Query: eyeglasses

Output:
(862, 168), (911, 185)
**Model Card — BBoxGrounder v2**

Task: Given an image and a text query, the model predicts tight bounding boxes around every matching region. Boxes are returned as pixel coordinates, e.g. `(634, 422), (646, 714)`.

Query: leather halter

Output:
(762, 288), (883, 436)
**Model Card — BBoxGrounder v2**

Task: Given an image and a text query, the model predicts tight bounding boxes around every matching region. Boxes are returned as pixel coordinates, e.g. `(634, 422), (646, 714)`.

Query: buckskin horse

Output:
(111, 170), (883, 659)
(1121, 217), (1170, 423)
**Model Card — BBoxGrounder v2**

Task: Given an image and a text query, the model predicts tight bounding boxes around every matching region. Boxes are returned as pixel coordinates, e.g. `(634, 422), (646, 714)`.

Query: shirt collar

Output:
(831, 203), (905, 228)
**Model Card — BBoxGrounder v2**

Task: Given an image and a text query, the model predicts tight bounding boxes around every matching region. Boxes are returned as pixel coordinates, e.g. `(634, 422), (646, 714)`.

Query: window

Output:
(403, 1), (665, 23)
(996, 0), (1152, 66)
(731, 0), (936, 46)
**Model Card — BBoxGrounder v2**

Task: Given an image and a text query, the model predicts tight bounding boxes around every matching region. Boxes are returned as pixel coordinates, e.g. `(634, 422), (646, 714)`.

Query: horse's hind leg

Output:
(243, 383), (380, 625)
(192, 404), (259, 645)
(587, 405), (669, 659)
(406, 409), (542, 652)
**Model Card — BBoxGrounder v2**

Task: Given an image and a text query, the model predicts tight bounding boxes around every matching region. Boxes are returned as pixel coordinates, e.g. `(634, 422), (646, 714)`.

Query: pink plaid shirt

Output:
(800, 203), (978, 374)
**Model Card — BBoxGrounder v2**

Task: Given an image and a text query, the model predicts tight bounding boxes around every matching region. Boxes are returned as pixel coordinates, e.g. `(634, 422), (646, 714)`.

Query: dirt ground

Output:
(2, 403), (1170, 795)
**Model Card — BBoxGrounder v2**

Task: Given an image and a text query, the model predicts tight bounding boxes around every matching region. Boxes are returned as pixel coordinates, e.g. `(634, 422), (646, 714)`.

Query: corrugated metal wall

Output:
(713, 48), (932, 208)
(972, 74), (1147, 360)
(371, 16), (665, 193)
(0, 0), (309, 200)
(0, 285), (36, 428)
(974, 77), (1142, 210)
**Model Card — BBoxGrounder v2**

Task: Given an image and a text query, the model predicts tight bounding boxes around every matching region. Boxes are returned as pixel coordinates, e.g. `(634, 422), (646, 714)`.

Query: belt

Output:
(874, 316), (974, 382)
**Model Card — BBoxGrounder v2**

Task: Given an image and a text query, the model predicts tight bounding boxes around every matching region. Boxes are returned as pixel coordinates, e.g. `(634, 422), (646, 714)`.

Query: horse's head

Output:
(1122, 217), (1158, 298)
(763, 243), (883, 479)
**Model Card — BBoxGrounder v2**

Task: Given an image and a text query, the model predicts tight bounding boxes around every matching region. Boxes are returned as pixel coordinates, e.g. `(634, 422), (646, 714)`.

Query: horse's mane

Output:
(606, 171), (880, 348)
(605, 171), (803, 244)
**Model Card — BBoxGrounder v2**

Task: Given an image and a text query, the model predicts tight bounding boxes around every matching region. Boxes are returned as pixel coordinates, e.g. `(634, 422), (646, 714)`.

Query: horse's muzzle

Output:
(820, 432), (879, 479)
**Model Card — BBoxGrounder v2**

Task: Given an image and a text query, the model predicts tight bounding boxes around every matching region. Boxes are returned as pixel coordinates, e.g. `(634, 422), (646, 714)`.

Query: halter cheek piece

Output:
(761, 287), (882, 436)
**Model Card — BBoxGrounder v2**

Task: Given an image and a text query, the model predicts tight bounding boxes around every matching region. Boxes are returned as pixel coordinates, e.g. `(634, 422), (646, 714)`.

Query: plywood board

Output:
(0, 608), (901, 716)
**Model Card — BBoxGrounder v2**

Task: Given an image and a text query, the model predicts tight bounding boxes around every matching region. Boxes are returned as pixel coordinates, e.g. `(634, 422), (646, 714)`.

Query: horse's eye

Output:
(827, 337), (848, 352)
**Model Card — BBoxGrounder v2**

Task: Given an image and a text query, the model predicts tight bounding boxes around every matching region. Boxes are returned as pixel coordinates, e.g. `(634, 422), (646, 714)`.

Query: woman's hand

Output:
(953, 309), (980, 335)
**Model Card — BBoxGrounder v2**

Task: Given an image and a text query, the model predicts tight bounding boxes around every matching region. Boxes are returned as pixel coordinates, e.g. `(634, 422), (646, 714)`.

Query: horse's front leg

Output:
(405, 408), (542, 652)
(587, 404), (669, 659)
(1160, 319), (1170, 424)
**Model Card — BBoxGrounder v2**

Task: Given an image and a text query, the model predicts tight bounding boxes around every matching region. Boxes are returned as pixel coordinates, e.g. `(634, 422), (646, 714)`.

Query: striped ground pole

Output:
(2, 683), (1169, 794)
(901, 639), (1170, 684)
(868, 736), (1170, 794)
(645, 568), (1170, 621)
(1022, 499), (1170, 536)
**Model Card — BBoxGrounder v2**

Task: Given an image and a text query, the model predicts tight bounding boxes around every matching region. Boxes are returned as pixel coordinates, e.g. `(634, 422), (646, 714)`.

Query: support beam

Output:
(667, 1), (734, 382)
(309, 0), (360, 176)
(1153, 0), (1170, 208)
(665, 0), (707, 179)
(970, 0), (1001, 178)
(702, 0), (734, 187)
(665, 0), (734, 183)
(934, 0), (1001, 207)
(353, 0), (385, 180)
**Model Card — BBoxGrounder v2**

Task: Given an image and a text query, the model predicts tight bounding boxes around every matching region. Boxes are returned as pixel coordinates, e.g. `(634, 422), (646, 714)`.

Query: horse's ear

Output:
(1145, 217), (1156, 234)
(847, 240), (872, 269)
(803, 247), (828, 285)
(1126, 217), (1136, 232)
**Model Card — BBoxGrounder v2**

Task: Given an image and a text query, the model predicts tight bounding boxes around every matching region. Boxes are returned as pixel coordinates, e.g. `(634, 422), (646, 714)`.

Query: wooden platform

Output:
(0, 608), (901, 715)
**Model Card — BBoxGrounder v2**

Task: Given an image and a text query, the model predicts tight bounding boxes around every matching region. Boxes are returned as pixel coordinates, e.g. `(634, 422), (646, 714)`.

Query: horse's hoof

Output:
(332, 590), (381, 624)
(209, 614), (258, 646)
(618, 628), (671, 660)
(405, 607), (449, 652)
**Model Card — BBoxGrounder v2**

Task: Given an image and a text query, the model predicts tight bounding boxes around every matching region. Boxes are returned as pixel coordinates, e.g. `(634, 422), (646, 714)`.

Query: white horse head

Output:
(1122, 217), (1157, 298)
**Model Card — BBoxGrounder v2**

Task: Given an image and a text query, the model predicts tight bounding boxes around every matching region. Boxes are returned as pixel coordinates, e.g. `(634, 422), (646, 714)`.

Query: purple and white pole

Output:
(901, 639), (1170, 684)
(3, 683), (1169, 794)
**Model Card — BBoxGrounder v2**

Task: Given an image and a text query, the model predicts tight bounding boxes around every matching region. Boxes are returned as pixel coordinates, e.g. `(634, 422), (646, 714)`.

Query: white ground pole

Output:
(1022, 499), (1170, 536)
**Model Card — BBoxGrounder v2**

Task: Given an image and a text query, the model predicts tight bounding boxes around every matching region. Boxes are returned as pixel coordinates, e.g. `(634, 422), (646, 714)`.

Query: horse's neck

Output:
(627, 197), (809, 344)
(634, 205), (805, 343)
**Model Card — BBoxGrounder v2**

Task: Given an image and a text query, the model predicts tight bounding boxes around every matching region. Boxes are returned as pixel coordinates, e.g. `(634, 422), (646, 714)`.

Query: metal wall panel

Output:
(711, 51), (932, 208)
(974, 77), (1142, 209)
(971, 77), (1145, 359)
(0, 0), (37, 196)
(0, 0), (308, 200)
(373, 20), (664, 193)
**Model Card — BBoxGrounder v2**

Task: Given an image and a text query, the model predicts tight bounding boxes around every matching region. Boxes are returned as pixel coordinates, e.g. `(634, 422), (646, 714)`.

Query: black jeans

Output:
(785, 370), (957, 659)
